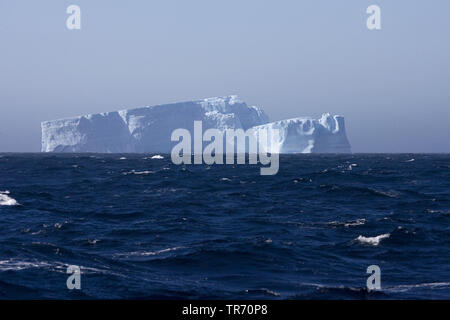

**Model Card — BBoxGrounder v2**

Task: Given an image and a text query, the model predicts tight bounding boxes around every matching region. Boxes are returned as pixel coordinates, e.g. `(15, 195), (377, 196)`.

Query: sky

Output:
(0, 0), (449, 152)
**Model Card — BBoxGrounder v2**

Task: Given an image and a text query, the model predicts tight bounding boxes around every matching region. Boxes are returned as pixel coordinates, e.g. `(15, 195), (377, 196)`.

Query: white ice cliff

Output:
(41, 96), (351, 153)
(250, 114), (351, 153)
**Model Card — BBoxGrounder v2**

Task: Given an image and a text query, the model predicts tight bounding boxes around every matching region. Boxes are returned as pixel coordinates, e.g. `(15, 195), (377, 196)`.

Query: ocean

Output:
(0, 153), (449, 299)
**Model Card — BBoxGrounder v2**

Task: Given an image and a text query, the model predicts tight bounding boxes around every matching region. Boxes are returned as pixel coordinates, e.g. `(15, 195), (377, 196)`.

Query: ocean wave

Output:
(123, 170), (155, 175)
(0, 258), (117, 276)
(0, 191), (19, 206)
(1, 154), (449, 299)
(295, 282), (384, 298)
(302, 283), (368, 292)
(356, 233), (390, 246)
(386, 282), (450, 293)
(344, 219), (366, 227)
(370, 189), (401, 198)
(0, 259), (52, 271)
(151, 155), (164, 159)
(244, 288), (281, 297)
(299, 281), (450, 297)
(328, 218), (366, 228)
(116, 246), (185, 258)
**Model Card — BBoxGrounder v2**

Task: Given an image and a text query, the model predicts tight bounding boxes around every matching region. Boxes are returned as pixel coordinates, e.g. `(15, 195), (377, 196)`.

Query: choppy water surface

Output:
(0, 154), (449, 299)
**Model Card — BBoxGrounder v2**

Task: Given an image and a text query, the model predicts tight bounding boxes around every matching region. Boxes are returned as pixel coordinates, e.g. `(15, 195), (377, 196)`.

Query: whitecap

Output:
(405, 158), (415, 162)
(0, 259), (51, 271)
(356, 233), (390, 246)
(329, 219), (366, 227)
(221, 177), (231, 181)
(0, 191), (19, 206)
(151, 155), (164, 159)
(132, 170), (153, 175)
(345, 219), (366, 227)
(123, 170), (154, 175)
(117, 246), (184, 257)
(139, 247), (182, 256)
(244, 288), (281, 297)
(300, 282), (364, 293)
(119, 157), (127, 160)
(386, 282), (450, 293)
(0, 259), (115, 276)
(371, 189), (400, 198)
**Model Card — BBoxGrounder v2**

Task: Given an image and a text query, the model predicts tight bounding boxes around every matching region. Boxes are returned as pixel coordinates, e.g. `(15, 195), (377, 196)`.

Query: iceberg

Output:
(41, 95), (351, 153)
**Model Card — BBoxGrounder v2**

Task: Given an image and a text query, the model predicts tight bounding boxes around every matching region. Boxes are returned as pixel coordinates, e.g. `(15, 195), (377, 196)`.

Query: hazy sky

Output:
(0, 0), (449, 152)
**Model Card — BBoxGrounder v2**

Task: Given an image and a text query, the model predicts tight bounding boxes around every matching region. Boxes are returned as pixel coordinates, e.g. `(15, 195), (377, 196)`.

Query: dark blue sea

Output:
(0, 153), (449, 299)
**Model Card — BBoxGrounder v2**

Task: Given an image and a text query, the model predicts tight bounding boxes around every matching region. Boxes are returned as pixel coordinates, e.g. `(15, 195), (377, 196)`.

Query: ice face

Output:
(250, 114), (351, 154)
(41, 96), (351, 154)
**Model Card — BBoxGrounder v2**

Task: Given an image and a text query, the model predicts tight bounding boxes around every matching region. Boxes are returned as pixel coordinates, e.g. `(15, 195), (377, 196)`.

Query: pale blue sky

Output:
(0, 0), (449, 152)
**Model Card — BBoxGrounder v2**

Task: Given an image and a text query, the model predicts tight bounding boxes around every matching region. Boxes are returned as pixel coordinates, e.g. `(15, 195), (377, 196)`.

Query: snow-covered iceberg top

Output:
(41, 95), (351, 153)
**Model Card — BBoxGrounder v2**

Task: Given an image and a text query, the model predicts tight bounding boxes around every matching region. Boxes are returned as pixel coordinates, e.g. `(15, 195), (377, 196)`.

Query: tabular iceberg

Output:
(41, 96), (351, 153)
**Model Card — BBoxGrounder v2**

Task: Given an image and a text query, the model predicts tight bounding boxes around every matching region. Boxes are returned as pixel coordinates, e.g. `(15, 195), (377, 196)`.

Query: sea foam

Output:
(0, 191), (19, 206)
(356, 233), (390, 246)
